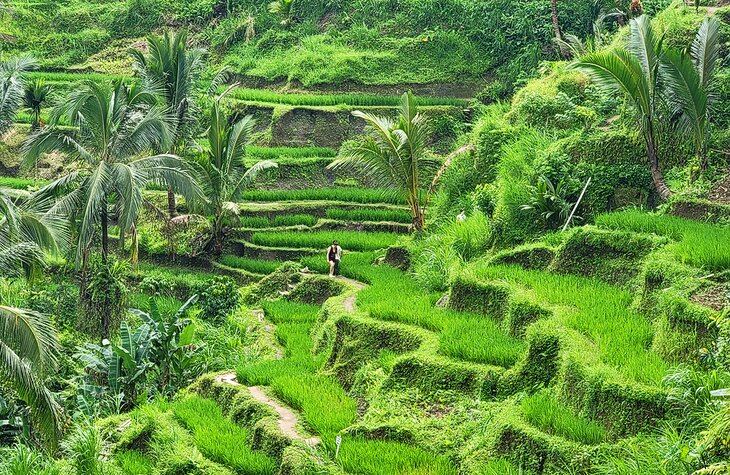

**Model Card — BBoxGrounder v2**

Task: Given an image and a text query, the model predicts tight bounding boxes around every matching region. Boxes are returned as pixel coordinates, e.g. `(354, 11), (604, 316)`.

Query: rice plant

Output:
(325, 207), (413, 223)
(0, 176), (46, 189)
(172, 396), (276, 474)
(239, 214), (318, 228)
(240, 187), (408, 204)
(248, 230), (398, 251)
(218, 255), (280, 275)
(247, 145), (337, 159)
(272, 373), (357, 435)
(112, 450), (154, 475)
(521, 390), (607, 445)
(227, 87), (467, 107)
(331, 437), (458, 475)
(596, 210), (730, 271)
(470, 263), (668, 384)
(439, 316), (525, 367)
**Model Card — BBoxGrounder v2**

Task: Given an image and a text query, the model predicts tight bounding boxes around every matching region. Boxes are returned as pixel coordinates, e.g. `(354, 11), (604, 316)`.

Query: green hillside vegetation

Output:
(1, 1), (730, 475)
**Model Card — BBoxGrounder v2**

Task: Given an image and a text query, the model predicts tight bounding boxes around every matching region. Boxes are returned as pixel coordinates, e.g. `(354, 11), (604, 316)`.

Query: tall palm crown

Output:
(23, 78), (52, 130)
(130, 30), (212, 217)
(23, 80), (199, 265)
(662, 17), (720, 172)
(328, 91), (437, 230)
(130, 30), (206, 154)
(0, 188), (65, 450)
(0, 57), (36, 135)
(574, 15), (721, 198)
(575, 15), (670, 199)
(193, 100), (276, 252)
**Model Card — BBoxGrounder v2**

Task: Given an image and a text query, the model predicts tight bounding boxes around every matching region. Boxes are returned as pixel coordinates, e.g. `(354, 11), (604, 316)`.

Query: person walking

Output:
(327, 240), (343, 277)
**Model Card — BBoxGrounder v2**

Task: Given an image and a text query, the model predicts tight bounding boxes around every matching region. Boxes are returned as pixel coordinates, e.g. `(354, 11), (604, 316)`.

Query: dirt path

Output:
(214, 372), (320, 446)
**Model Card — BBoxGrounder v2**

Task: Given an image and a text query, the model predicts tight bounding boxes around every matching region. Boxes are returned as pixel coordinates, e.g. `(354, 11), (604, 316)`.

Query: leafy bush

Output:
(79, 258), (129, 337)
(196, 276), (240, 323)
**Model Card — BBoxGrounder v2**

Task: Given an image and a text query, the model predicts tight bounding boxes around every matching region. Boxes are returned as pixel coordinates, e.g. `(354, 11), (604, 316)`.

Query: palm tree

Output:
(23, 81), (199, 267)
(661, 17), (720, 174)
(23, 78), (52, 130)
(0, 189), (66, 450)
(192, 100), (276, 253)
(129, 30), (211, 218)
(0, 57), (36, 135)
(328, 91), (438, 231)
(573, 15), (672, 199)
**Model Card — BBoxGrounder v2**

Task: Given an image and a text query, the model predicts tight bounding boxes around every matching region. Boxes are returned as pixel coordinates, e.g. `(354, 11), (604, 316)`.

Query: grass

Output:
(0, 176), (47, 190)
(272, 373), (357, 435)
(521, 390), (607, 445)
(469, 262), (668, 384)
(218, 255), (280, 275)
(596, 210), (730, 271)
(240, 214), (319, 228)
(247, 145), (337, 159)
(439, 316), (525, 367)
(113, 450), (154, 475)
(227, 87), (467, 107)
(172, 395), (276, 474)
(249, 230), (398, 252)
(325, 207), (413, 224)
(240, 187), (409, 205)
(332, 437), (457, 475)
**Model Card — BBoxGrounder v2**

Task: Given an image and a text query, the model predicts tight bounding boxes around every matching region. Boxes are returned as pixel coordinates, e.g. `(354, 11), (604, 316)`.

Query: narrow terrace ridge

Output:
(214, 372), (321, 446)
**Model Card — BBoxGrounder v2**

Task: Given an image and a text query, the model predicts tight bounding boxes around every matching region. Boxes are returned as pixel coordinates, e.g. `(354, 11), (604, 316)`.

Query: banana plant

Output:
(75, 321), (154, 411)
(131, 294), (199, 395)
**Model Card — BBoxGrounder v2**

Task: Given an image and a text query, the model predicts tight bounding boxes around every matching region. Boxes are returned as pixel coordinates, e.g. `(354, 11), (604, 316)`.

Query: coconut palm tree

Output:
(573, 15), (672, 199)
(192, 100), (276, 253)
(23, 78), (52, 130)
(0, 57), (36, 135)
(661, 17), (721, 174)
(129, 30), (211, 218)
(0, 188), (66, 451)
(23, 80), (199, 266)
(328, 91), (438, 231)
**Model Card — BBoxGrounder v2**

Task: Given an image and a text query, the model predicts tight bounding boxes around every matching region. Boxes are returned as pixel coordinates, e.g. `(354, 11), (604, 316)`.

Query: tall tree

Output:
(130, 30), (221, 218)
(23, 81), (199, 267)
(0, 189), (66, 450)
(574, 15), (672, 199)
(328, 91), (438, 231)
(0, 57), (35, 135)
(193, 100), (276, 253)
(23, 78), (52, 130)
(661, 17), (721, 174)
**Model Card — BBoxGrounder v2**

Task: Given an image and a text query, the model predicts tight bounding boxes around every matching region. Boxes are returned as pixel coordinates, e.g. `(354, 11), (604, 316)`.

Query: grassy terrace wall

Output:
(234, 101), (466, 149)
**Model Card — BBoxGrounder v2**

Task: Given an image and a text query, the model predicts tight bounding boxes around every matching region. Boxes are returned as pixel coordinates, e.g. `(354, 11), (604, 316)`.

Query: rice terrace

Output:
(1, 0), (730, 473)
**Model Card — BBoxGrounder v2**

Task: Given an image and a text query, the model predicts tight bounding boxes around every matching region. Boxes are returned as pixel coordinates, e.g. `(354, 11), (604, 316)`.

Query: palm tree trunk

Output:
(167, 188), (177, 218)
(101, 199), (109, 263)
(645, 129), (672, 200)
(130, 223), (139, 270)
(551, 0), (561, 42)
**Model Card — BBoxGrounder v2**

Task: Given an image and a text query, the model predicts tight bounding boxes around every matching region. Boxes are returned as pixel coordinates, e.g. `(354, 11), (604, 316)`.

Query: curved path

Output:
(214, 371), (321, 446)
(213, 273), (367, 448)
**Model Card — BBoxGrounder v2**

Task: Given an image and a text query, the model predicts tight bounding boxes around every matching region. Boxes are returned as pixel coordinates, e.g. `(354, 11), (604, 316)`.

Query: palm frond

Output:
(0, 340), (64, 450)
(691, 17), (720, 91)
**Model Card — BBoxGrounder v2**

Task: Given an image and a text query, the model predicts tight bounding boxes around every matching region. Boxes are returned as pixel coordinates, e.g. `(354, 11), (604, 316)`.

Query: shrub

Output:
(197, 276), (240, 323)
